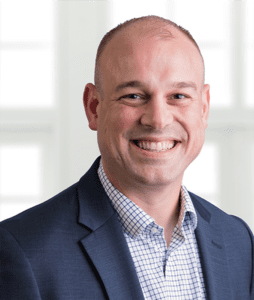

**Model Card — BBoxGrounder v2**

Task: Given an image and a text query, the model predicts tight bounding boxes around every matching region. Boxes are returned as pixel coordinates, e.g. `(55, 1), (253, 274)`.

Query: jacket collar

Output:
(77, 157), (115, 230)
(190, 192), (232, 299)
(77, 157), (145, 300)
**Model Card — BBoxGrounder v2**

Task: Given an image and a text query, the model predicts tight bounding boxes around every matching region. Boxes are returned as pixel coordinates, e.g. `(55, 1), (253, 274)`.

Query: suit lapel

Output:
(80, 214), (144, 300)
(77, 159), (233, 299)
(77, 158), (144, 300)
(191, 194), (232, 300)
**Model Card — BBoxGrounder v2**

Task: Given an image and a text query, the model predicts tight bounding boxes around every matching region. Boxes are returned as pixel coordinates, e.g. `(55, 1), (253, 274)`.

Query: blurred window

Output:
(0, 1), (55, 221)
(245, 1), (254, 107)
(0, 145), (41, 196)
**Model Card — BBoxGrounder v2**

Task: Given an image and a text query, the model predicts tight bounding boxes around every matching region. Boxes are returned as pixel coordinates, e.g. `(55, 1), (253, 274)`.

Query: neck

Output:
(103, 164), (182, 246)
(123, 182), (182, 247)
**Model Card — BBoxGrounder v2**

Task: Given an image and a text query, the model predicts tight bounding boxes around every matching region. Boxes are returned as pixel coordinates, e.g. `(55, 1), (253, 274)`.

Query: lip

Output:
(131, 137), (180, 143)
(131, 139), (180, 157)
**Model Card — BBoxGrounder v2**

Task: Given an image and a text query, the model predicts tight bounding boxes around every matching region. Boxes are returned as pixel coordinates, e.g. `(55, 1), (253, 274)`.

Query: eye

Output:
(172, 94), (187, 99)
(121, 94), (141, 100)
(117, 93), (146, 107)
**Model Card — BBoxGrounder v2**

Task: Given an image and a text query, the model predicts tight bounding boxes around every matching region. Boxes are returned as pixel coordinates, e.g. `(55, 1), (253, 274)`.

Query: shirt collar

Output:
(98, 159), (197, 238)
(180, 185), (198, 230)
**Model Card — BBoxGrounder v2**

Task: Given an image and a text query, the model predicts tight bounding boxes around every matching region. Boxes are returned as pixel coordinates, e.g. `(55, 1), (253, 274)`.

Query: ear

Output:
(83, 83), (100, 131)
(201, 84), (210, 128)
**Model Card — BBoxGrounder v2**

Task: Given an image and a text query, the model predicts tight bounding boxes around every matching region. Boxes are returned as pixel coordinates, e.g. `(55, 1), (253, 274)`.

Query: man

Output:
(0, 16), (253, 300)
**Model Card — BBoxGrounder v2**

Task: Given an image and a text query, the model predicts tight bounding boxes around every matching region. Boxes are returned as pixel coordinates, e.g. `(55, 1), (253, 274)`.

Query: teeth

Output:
(137, 140), (176, 151)
(157, 142), (162, 151)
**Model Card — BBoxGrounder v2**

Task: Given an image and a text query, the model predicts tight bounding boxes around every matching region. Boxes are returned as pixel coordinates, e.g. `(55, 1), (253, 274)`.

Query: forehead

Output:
(99, 23), (204, 91)
(103, 22), (178, 56)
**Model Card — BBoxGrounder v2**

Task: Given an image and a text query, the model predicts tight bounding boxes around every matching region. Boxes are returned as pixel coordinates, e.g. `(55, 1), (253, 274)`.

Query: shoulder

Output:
(0, 158), (104, 244)
(189, 191), (254, 246)
(0, 182), (80, 241)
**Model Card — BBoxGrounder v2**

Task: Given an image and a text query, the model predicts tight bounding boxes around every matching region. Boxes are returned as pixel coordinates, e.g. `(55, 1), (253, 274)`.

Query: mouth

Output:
(132, 140), (178, 152)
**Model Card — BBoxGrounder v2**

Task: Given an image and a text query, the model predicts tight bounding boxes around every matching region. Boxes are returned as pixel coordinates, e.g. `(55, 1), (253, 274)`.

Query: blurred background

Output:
(0, 0), (253, 231)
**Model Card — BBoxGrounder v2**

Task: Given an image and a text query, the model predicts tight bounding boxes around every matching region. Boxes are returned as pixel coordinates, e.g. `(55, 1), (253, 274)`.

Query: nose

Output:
(140, 97), (174, 129)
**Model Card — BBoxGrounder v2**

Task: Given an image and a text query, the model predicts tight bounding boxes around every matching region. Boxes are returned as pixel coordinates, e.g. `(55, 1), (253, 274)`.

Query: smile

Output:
(133, 140), (178, 152)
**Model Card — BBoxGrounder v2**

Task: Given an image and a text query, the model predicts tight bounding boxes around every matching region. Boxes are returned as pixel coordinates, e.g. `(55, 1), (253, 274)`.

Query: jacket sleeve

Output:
(232, 215), (254, 299)
(0, 227), (42, 300)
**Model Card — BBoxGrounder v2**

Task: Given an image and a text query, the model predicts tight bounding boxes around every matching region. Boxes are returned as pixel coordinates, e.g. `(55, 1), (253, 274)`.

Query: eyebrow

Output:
(114, 80), (197, 92)
(170, 81), (197, 90)
(115, 80), (143, 92)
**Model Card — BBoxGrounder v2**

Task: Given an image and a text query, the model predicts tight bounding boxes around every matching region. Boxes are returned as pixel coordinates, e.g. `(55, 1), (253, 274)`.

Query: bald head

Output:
(94, 16), (204, 95)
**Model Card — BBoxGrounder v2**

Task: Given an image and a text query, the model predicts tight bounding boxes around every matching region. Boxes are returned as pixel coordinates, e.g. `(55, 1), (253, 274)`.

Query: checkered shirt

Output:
(98, 160), (207, 300)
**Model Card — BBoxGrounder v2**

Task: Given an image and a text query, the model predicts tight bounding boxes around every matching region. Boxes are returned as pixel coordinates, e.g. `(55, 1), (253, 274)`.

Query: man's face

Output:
(86, 26), (210, 190)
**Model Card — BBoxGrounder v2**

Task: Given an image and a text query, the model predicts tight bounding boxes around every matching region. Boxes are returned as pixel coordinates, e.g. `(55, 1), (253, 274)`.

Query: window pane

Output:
(0, 145), (41, 196)
(0, 202), (37, 221)
(253, 144), (254, 230)
(0, 1), (53, 42)
(244, 47), (254, 108)
(244, 1), (254, 108)
(183, 143), (219, 205)
(174, 1), (229, 42)
(0, 49), (54, 108)
(253, 144), (254, 196)
(202, 48), (232, 108)
(245, 0), (254, 44)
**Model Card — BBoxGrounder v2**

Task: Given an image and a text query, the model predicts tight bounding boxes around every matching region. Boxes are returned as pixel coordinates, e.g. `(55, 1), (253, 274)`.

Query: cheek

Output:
(109, 106), (139, 136)
(118, 108), (138, 130)
(183, 103), (205, 125)
(180, 105), (206, 142)
(99, 106), (139, 139)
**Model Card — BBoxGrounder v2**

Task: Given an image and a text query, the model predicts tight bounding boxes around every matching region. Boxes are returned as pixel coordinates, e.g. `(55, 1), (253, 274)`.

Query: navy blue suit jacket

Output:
(0, 157), (253, 299)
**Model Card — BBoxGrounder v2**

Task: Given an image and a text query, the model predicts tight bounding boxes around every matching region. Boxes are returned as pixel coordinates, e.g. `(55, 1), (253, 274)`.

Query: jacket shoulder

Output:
(189, 191), (254, 243)
(0, 182), (80, 238)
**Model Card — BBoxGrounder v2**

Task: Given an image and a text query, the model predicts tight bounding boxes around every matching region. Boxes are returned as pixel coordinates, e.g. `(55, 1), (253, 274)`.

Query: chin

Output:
(132, 169), (182, 188)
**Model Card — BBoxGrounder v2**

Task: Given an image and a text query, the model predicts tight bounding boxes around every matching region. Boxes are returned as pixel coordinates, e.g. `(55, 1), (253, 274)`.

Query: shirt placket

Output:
(163, 226), (186, 299)
(143, 225), (169, 300)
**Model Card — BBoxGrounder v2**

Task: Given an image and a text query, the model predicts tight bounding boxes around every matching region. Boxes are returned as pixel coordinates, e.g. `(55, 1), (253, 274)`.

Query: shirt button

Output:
(151, 227), (158, 234)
